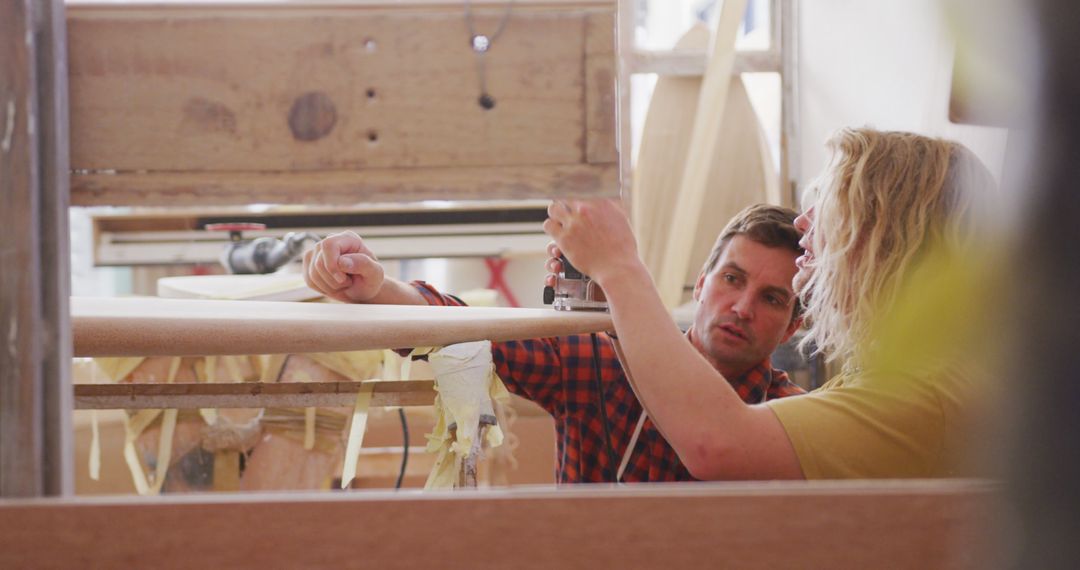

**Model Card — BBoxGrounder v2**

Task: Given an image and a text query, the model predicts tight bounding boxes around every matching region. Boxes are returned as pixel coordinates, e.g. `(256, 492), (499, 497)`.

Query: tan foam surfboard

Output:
(72, 296), (613, 357)
(633, 22), (778, 306)
(156, 274), (321, 302)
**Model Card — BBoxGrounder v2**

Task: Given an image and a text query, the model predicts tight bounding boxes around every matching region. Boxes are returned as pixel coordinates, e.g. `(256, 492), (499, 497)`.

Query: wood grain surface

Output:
(74, 379), (437, 409)
(65, 1), (619, 205)
(72, 296), (613, 356)
(0, 480), (994, 569)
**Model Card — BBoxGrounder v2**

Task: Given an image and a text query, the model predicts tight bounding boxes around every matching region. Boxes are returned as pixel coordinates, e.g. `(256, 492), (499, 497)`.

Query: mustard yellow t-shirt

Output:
(766, 365), (977, 479)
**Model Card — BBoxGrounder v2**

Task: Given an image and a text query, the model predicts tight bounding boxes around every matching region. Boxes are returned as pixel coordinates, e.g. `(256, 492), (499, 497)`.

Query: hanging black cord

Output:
(590, 333), (619, 482)
(395, 408), (409, 490)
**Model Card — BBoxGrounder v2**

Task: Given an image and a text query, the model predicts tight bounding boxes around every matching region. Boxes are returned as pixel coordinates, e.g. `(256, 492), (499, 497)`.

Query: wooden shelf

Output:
(74, 379), (436, 410)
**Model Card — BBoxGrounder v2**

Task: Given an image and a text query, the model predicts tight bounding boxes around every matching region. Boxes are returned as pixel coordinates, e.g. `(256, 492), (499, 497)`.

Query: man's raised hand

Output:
(302, 231), (386, 303)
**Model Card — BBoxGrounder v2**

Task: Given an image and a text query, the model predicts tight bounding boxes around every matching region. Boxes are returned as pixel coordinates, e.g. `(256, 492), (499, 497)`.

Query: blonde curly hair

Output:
(798, 128), (996, 367)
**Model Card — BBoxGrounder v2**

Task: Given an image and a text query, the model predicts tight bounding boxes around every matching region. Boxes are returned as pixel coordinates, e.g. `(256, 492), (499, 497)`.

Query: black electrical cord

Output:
(395, 408), (409, 489)
(590, 333), (619, 483)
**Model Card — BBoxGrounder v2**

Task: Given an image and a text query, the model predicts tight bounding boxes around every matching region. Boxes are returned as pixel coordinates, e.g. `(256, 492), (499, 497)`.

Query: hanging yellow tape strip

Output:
(121, 357), (182, 495)
(260, 354), (288, 383)
(89, 356), (145, 481)
(339, 382), (376, 489)
(200, 356), (218, 425)
(123, 409), (161, 495)
(89, 409), (101, 481)
(304, 407), (316, 451)
(223, 355), (246, 383)
(151, 409), (178, 493)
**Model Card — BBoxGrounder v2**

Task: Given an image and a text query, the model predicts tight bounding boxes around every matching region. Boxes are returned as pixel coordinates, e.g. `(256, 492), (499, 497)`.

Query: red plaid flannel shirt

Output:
(412, 281), (805, 483)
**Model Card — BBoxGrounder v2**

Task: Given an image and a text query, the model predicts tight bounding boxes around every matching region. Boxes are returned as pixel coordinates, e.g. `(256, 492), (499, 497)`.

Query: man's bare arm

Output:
(302, 231), (427, 305)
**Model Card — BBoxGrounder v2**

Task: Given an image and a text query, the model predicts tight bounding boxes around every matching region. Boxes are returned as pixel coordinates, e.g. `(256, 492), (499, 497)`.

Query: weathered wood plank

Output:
(74, 380), (436, 409)
(71, 163), (618, 206)
(66, 5), (593, 172)
(0, 481), (994, 569)
(0, 0), (45, 498)
(585, 11), (617, 164)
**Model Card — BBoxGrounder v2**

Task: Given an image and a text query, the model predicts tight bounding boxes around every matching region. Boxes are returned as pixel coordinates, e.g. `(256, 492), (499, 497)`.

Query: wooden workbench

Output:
(0, 480), (994, 569)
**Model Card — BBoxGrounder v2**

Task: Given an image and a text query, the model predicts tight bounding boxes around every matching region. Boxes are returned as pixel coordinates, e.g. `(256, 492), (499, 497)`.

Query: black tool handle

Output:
(560, 255), (583, 279)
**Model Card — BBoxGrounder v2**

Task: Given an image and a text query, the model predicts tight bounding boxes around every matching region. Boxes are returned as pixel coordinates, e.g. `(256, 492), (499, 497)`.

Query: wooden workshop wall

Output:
(1, 0), (73, 498)
(65, 0), (618, 206)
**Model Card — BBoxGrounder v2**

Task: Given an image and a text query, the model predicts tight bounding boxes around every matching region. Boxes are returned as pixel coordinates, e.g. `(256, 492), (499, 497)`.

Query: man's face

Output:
(689, 235), (802, 378)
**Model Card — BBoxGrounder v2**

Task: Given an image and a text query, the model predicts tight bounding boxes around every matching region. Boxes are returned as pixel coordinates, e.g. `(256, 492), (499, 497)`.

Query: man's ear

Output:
(692, 271), (707, 302)
(781, 316), (803, 345)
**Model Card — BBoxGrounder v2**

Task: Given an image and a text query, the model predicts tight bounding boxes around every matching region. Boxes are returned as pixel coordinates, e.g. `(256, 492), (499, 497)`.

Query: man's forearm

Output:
(367, 277), (429, 305)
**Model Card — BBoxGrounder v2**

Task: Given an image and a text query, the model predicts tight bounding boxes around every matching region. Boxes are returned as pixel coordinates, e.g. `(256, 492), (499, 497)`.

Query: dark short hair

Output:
(699, 204), (804, 318)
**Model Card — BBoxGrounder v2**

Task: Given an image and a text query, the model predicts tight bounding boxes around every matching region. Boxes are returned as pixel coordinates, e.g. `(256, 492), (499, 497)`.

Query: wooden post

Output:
(0, 0), (72, 497)
(35, 0), (74, 499)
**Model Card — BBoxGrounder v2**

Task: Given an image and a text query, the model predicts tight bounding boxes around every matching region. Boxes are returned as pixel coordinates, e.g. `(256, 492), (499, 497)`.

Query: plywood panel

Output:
(67, 5), (595, 172)
(0, 480), (993, 569)
(72, 296), (613, 357)
(585, 11), (617, 164)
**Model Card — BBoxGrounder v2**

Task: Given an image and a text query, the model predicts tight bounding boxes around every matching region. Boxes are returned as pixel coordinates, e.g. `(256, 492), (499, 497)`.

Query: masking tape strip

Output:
(165, 356), (181, 384)
(422, 346), (511, 490)
(212, 450), (241, 491)
(94, 357), (146, 383)
(150, 357), (183, 494)
(224, 355), (245, 383)
(382, 350), (400, 381)
(260, 354), (288, 383)
(90, 356), (145, 479)
(89, 410), (101, 481)
(151, 409), (178, 494)
(304, 407), (316, 451)
(123, 357), (183, 495)
(200, 356), (218, 425)
(123, 409), (162, 495)
(340, 382), (376, 489)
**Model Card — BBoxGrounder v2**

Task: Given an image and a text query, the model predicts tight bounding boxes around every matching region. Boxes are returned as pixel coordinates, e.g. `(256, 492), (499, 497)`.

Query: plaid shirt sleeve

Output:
(409, 281), (566, 415)
(765, 368), (807, 399)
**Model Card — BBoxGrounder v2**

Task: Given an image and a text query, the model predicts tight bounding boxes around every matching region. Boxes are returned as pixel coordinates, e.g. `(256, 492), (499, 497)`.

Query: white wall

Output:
(798, 0), (1010, 194)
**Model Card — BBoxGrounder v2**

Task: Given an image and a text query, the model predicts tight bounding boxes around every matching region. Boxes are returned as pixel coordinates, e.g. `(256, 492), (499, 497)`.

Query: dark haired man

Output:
(304, 204), (806, 483)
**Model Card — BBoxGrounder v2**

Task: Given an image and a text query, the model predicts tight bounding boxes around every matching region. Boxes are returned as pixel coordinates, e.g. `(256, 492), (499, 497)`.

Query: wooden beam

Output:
(71, 164), (618, 207)
(1, 0), (71, 497)
(0, 480), (994, 568)
(72, 296), (613, 357)
(36, 0), (75, 498)
(66, 4), (590, 172)
(74, 380), (436, 409)
(62, 1), (621, 206)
